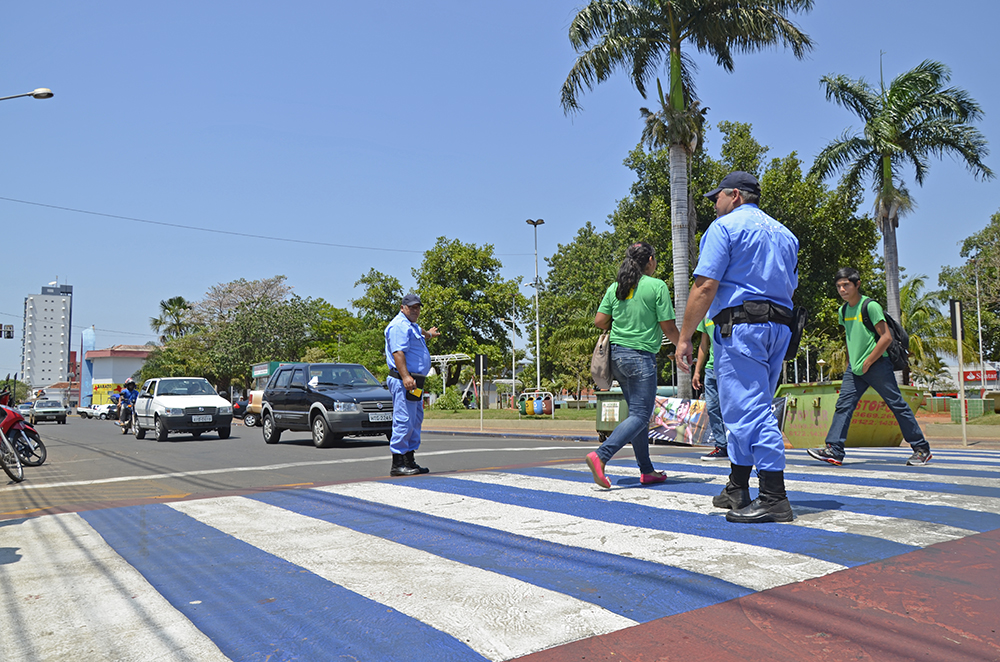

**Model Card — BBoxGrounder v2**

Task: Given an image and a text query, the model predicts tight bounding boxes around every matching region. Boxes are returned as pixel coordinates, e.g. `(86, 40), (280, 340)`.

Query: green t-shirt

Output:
(840, 296), (888, 374)
(696, 317), (715, 370)
(598, 275), (675, 354)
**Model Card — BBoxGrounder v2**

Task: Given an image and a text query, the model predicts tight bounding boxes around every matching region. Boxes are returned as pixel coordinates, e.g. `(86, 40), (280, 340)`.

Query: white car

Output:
(77, 404), (116, 419)
(132, 377), (234, 441)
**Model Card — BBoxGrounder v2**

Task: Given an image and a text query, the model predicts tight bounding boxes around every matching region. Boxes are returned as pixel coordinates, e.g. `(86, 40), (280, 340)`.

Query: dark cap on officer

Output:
(704, 171), (761, 201)
(401, 293), (421, 307)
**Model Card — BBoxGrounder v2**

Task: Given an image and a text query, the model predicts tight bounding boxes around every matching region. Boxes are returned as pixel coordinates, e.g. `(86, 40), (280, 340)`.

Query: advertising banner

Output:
(648, 396), (787, 446)
(92, 381), (124, 405)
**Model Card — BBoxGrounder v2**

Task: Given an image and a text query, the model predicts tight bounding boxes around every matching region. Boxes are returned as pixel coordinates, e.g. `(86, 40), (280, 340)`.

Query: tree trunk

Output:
(669, 142), (692, 398)
(881, 208), (904, 384)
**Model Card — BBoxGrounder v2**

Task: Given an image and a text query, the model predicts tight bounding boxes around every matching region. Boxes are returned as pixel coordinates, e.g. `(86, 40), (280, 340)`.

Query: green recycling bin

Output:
(776, 381), (924, 449)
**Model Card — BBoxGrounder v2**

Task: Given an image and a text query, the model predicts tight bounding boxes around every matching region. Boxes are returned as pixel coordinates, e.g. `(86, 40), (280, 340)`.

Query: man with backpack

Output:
(807, 267), (932, 467)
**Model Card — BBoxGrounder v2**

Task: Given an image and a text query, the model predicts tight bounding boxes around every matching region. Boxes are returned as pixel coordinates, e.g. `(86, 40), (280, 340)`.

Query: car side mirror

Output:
(139, 392), (151, 398)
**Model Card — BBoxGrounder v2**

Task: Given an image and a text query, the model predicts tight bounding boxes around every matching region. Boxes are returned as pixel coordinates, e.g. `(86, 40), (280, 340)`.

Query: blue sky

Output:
(1, 1), (996, 378)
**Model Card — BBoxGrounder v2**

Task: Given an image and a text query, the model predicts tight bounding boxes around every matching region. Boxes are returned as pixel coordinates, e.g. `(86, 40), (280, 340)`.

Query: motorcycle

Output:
(0, 389), (46, 468)
(119, 399), (134, 435)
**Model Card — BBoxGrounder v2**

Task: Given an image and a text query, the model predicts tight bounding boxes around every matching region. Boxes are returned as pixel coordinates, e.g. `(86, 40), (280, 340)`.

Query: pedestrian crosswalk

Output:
(3, 448), (1000, 661)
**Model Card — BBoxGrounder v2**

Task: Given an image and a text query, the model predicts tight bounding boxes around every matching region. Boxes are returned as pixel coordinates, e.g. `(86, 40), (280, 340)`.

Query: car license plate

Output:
(192, 414), (213, 423)
(368, 412), (391, 422)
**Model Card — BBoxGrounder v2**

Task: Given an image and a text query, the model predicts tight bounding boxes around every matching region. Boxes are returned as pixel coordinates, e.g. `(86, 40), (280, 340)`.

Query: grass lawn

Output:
(423, 407), (598, 421)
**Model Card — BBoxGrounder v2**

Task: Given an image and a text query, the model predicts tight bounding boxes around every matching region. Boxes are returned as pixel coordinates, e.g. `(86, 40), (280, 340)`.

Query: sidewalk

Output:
(423, 416), (1000, 449)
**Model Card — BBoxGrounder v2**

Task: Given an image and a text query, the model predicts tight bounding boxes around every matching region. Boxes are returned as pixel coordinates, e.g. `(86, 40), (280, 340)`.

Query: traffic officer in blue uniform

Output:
(385, 293), (439, 476)
(676, 171), (800, 523)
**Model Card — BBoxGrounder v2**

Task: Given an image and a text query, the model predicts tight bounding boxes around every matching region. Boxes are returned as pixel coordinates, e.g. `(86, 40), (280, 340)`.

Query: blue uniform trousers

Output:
(714, 322), (790, 472)
(388, 377), (423, 455)
(703, 367), (727, 453)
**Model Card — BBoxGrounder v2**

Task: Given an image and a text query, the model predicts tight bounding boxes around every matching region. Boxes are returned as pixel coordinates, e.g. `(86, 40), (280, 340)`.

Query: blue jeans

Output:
(596, 345), (657, 474)
(715, 322), (790, 472)
(703, 367), (727, 451)
(824, 356), (928, 458)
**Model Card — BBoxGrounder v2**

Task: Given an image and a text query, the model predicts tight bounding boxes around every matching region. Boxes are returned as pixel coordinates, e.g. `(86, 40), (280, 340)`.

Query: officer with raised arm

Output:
(385, 293), (439, 476)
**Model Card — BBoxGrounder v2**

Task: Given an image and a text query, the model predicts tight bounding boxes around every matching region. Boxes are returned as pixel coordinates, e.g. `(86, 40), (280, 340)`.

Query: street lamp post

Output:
(0, 88), (53, 102)
(974, 255), (986, 390)
(526, 219), (544, 391)
(817, 359), (826, 383)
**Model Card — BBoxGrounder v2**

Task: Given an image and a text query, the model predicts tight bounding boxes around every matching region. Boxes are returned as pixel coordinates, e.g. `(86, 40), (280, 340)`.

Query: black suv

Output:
(260, 362), (393, 447)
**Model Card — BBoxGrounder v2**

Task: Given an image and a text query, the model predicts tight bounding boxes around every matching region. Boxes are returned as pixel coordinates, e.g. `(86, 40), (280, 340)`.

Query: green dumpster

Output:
(776, 382), (924, 449)
(595, 386), (678, 441)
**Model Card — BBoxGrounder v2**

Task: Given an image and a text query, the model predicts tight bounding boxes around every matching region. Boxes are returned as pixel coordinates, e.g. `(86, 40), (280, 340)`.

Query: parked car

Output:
(77, 404), (117, 419)
(260, 362), (393, 448)
(232, 398), (250, 421)
(18, 402), (33, 416)
(132, 377), (234, 441)
(29, 400), (68, 425)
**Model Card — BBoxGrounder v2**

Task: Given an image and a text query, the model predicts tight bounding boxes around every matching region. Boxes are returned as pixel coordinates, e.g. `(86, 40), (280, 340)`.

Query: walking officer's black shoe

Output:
(404, 450), (429, 474)
(726, 470), (794, 523)
(390, 453), (420, 476)
(713, 463), (752, 510)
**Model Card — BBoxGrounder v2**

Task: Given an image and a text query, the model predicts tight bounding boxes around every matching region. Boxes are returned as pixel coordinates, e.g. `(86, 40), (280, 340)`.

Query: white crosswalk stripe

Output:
(2, 447), (998, 662)
(169, 495), (636, 661)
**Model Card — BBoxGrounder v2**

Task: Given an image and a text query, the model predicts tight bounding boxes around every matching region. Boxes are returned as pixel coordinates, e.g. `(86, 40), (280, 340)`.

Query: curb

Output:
(424, 429), (598, 442)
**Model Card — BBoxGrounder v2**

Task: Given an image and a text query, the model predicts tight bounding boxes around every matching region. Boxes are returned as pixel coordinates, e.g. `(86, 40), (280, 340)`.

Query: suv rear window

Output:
(271, 369), (292, 389)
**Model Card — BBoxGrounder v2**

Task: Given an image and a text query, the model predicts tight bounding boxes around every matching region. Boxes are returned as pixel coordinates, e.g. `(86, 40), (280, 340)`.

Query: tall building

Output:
(22, 284), (73, 388)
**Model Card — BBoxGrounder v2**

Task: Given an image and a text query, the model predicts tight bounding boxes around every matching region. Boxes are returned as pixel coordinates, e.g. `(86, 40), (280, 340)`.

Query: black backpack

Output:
(840, 296), (910, 371)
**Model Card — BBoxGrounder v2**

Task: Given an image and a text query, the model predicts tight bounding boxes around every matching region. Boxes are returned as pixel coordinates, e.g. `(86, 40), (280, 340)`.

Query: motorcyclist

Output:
(119, 378), (139, 430)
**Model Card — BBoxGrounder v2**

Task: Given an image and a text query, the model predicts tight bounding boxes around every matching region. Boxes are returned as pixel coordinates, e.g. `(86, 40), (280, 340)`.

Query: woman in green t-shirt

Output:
(586, 242), (680, 488)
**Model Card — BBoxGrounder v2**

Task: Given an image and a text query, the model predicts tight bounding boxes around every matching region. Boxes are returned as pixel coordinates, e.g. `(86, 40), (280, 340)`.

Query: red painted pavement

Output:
(515, 528), (1000, 662)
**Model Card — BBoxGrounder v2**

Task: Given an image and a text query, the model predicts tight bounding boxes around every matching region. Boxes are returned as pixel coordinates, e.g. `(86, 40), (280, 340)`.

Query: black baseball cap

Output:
(401, 293), (421, 306)
(704, 171), (761, 200)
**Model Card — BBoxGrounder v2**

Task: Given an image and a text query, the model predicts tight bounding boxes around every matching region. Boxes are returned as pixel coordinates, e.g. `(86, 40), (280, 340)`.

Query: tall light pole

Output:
(974, 255), (986, 390)
(526, 219), (544, 391)
(0, 88), (53, 102)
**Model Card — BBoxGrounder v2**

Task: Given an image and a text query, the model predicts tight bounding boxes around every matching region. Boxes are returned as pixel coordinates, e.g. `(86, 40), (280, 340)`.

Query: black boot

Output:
(391, 453), (419, 476)
(404, 450), (429, 474)
(712, 463), (752, 510)
(726, 470), (794, 523)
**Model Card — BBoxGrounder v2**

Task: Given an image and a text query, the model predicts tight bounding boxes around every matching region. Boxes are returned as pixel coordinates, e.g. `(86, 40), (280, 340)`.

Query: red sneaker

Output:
(585, 451), (611, 488)
(640, 471), (667, 485)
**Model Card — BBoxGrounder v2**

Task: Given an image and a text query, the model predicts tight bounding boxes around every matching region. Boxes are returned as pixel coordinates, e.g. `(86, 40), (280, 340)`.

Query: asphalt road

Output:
(0, 415), (590, 518)
(2, 416), (999, 661)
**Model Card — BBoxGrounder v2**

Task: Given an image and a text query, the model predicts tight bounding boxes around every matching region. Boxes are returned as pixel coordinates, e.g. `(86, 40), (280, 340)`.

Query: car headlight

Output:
(333, 402), (358, 412)
(219, 406), (232, 415)
(167, 408), (184, 416)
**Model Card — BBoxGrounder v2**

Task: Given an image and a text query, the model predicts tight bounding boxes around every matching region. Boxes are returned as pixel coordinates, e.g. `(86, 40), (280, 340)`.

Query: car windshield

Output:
(36, 401), (60, 408)
(158, 379), (217, 396)
(308, 364), (381, 387)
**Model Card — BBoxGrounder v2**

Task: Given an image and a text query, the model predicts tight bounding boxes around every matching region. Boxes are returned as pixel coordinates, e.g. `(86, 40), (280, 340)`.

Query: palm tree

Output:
(898, 275), (977, 385)
(150, 296), (194, 343)
(561, 0), (814, 396)
(810, 59), (994, 327)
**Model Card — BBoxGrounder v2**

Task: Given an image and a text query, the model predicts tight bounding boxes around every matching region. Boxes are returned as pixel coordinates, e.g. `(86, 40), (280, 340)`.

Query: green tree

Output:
(350, 269), (404, 323)
(413, 237), (526, 385)
(194, 276), (292, 326)
(149, 296), (194, 343)
(938, 210), (1000, 366)
(561, 0), (814, 396)
(210, 296), (322, 390)
(810, 59), (994, 328)
(140, 332), (218, 384)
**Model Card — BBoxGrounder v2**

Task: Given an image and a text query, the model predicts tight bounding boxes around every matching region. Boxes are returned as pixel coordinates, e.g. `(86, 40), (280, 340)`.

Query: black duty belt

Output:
(713, 300), (795, 338)
(388, 369), (426, 385)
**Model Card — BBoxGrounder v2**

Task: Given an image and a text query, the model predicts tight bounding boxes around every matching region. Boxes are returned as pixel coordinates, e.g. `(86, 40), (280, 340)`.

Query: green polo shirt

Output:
(696, 317), (715, 371)
(840, 296), (888, 374)
(598, 275), (675, 354)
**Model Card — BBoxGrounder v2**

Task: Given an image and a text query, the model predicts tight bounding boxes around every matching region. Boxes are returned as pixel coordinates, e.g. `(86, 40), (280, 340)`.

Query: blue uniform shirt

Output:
(384, 311), (431, 376)
(694, 203), (799, 319)
(120, 388), (138, 405)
